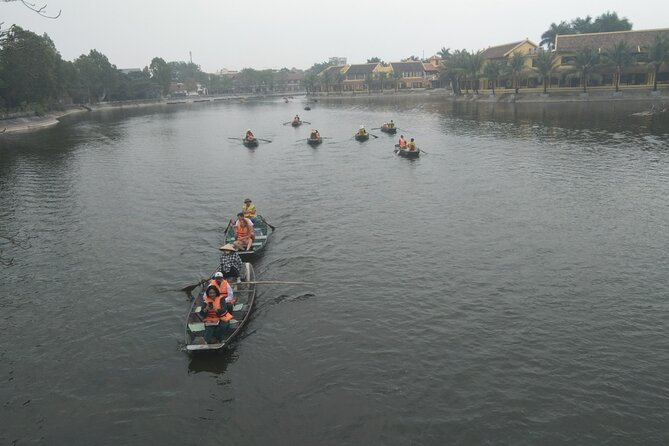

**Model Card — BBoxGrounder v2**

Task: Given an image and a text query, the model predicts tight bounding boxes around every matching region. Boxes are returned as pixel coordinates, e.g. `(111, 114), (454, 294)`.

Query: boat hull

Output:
(185, 263), (256, 352)
(355, 133), (369, 141)
(307, 137), (322, 146)
(224, 215), (274, 259)
(394, 144), (420, 158)
(243, 138), (259, 148)
(381, 126), (397, 134)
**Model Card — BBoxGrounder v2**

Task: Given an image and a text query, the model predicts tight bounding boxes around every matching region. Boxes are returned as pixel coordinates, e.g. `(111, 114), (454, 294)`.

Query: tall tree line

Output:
(0, 25), (213, 111)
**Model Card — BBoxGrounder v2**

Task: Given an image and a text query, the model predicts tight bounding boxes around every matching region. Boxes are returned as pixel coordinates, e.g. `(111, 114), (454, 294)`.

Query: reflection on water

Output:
(1, 96), (669, 445)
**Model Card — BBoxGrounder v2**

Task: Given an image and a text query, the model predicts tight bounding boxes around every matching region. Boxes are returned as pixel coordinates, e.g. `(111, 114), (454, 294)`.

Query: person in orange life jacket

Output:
(233, 212), (255, 251)
(208, 270), (235, 307)
(199, 283), (233, 344)
(398, 135), (407, 148)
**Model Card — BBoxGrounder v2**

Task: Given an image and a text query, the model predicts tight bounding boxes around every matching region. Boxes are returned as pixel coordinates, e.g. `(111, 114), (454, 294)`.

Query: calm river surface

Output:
(1, 96), (669, 445)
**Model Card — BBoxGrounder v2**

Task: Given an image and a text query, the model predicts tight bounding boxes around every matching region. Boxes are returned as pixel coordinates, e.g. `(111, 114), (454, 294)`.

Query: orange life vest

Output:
(235, 221), (251, 239)
(399, 138), (407, 148)
(208, 279), (229, 298)
(202, 295), (233, 325)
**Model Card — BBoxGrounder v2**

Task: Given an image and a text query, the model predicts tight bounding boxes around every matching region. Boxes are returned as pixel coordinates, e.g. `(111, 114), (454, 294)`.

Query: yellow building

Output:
(554, 28), (669, 88)
(480, 39), (539, 90)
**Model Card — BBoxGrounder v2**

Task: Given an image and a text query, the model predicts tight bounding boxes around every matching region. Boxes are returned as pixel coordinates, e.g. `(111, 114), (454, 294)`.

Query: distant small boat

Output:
(243, 138), (259, 148)
(307, 136), (322, 146)
(304, 105), (311, 110)
(355, 133), (370, 141)
(380, 124), (397, 134)
(394, 144), (420, 158)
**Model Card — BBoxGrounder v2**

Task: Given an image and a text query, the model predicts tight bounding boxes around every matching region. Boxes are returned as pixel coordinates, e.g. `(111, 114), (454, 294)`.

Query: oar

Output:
(419, 149), (429, 154)
(227, 137), (243, 140)
(258, 138), (272, 143)
(181, 278), (208, 293)
(261, 216), (276, 231)
(302, 121), (311, 125)
(282, 122), (292, 125)
(295, 138), (307, 142)
(244, 281), (312, 285)
(370, 133), (379, 138)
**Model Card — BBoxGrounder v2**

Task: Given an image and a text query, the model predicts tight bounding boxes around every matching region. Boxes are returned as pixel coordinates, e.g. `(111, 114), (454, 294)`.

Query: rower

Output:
(388, 119), (395, 128)
(407, 138), (416, 151)
(242, 198), (257, 223)
(245, 129), (254, 141)
(358, 125), (367, 136)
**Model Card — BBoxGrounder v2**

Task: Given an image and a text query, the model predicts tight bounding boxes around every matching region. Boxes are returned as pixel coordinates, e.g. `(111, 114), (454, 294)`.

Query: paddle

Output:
(261, 216), (276, 231)
(227, 137), (243, 140)
(370, 133), (379, 138)
(181, 278), (208, 293)
(257, 138), (272, 143)
(282, 122), (292, 125)
(302, 121), (311, 125)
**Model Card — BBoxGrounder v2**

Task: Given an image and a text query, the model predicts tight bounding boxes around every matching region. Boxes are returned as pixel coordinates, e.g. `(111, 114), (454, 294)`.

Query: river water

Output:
(1, 96), (668, 445)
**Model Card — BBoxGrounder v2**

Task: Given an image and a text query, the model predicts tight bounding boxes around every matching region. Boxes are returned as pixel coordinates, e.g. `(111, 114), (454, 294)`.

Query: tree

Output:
(591, 11), (632, 33)
(603, 40), (633, 92)
(367, 57), (381, 63)
(378, 71), (387, 91)
(533, 49), (559, 93)
(392, 69), (402, 92)
(0, 25), (62, 108)
(483, 59), (504, 95)
(508, 51), (526, 94)
(334, 70), (344, 93)
(648, 35), (669, 91)
(465, 50), (484, 93)
(74, 49), (118, 102)
(437, 47), (451, 60)
(149, 57), (171, 97)
(439, 49), (468, 95)
(364, 72), (373, 94)
(540, 21), (573, 49)
(570, 47), (600, 93)
(571, 16), (594, 33)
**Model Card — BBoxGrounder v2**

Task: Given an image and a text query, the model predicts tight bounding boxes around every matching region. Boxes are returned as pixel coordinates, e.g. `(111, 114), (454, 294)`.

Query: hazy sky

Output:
(3, 0), (668, 72)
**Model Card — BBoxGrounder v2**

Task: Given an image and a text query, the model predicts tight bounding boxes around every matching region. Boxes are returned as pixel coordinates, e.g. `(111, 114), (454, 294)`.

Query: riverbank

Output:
(2, 87), (666, 135)
(0, 94), (261, 135)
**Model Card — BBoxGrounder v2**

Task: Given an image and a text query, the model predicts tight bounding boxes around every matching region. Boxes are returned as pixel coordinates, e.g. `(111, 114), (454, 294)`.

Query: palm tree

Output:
(508, 51), (526, 94)
(335, 71), (344, 93)
(466, 50), (484, 94)
(364, 72), (373, 94)
(603, 40), (633, 92)
(378, 72), (388, 91)
(392, 69), (402, 92)
(483, 60), (504, 95)
(440, 49), (467, 95)
(540, 21), (573, 50)
(437, 47), (451, 61)
(648, 35), (669, 92)
(570, 47), (600, 93)
(533, 49), (559, 94)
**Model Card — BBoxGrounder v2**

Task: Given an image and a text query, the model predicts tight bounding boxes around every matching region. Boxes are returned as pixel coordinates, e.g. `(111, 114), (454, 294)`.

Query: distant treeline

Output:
(0, 25), (232, 113)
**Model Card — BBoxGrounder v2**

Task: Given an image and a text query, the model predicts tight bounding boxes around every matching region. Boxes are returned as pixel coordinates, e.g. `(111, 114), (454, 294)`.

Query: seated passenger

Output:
(293, 115), (300, 123)
(357, 125), (367, 136)
(407, 138), (416, 151)
(208, 271), (235, 305)
(310, 129), (319, 139)
(399, 135), (407, 148)
(245, 129), (254, 141)
(233, 212), (255, 251)
(388, 119), (395, 128)
(199, 285), (233, 344)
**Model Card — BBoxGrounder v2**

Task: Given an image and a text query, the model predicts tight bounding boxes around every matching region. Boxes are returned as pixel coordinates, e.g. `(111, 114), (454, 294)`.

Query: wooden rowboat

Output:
(224, 215), (274, 259)
(354, 133), (370, 141)
(185, 263), (256, 352)
(394, 144), (420, 158)
(243, 138), (259, 148)
(380, 124), (397, 134)
(307, 136), (323, 146)
(291, 120), (302, 127)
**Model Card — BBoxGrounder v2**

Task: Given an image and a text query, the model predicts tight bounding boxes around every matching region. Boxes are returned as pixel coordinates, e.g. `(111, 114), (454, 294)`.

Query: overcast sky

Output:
(3, 0), (668, 72)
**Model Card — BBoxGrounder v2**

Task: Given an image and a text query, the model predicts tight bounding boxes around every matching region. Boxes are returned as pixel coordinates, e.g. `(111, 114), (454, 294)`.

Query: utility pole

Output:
(189, 51), (192, 64)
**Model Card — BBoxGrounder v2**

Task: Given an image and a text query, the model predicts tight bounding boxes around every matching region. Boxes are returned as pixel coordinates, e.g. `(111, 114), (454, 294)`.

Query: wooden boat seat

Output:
(188, 322), (205, 333)
(254, 235), (267, 240)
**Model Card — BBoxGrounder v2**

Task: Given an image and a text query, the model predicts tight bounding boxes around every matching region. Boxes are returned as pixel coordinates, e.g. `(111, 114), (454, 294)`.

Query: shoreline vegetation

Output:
(0, 87), (666, 136)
